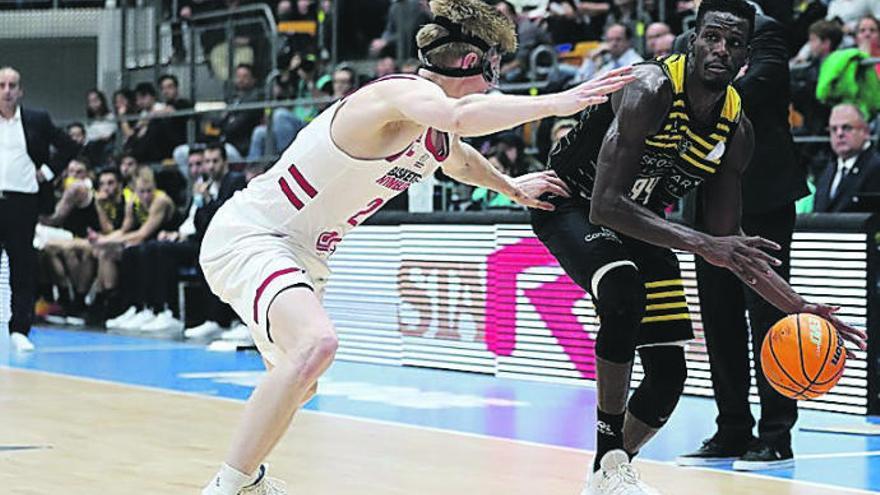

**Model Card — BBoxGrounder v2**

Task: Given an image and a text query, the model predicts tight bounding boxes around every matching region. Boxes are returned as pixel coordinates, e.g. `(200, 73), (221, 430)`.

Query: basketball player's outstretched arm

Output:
(442, 140), (571, 210)
(701, 122), (867, 350)
(382, 68), (636, 137)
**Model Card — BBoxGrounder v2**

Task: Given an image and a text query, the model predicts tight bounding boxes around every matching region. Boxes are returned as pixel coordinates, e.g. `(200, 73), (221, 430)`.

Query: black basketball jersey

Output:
(548, 54), (743, 215)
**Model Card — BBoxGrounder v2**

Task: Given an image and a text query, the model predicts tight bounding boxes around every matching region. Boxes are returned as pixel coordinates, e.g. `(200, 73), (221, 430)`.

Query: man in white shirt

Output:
(814, 103), (880, 212)
(576, 23), (644, 83)
(0, 67), (79, 351)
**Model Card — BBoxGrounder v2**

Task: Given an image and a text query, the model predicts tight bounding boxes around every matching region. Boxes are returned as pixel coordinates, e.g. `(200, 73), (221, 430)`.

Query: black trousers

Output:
(0, 193), (39, 336)
(124, 239), (233, 326)
(695, 203), (798, 448)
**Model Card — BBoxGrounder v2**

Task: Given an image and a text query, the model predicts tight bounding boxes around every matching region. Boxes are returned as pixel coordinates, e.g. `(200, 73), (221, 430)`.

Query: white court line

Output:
(796, 451), (880, 461)
(31, 344), (203, 354)
(3, 366), (878, 495)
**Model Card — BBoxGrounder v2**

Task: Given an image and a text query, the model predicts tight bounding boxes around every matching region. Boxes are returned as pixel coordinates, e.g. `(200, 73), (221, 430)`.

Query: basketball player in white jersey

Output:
(198, 1), (635, 493)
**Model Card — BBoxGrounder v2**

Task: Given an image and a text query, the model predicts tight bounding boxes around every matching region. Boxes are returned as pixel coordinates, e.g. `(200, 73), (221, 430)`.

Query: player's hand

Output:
(800, 302), (868, 354)
(698, 235), (782, 285)
(508, 170), (571, 211)
(550, 67), (637, 117)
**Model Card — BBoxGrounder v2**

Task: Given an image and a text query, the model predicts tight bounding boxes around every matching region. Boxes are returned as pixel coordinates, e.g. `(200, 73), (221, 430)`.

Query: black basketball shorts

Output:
(530, 198), (695, 347)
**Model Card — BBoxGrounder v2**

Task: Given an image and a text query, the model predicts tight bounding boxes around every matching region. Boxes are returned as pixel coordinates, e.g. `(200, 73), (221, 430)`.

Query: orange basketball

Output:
(760, 313), (846, 400)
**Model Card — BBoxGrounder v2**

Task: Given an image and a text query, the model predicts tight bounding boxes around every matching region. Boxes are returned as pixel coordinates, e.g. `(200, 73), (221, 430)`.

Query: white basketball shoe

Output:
(582, 450), (661, 495)
(239, 471), (287, 495)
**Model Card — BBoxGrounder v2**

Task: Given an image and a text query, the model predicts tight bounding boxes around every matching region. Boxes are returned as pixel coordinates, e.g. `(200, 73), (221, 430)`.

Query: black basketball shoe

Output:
(732, 441), (794, 471)
(676, 434), (754, 467)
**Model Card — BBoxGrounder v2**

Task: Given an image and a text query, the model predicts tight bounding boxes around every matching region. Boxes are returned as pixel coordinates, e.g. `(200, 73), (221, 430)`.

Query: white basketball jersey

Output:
(225, 75), (451, 259)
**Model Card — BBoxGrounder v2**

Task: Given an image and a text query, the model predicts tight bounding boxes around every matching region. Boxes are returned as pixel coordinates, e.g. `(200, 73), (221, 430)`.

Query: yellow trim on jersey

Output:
(682, 152), (717, 173)
(717, 123), (731, 133)
(641, 313), (692, 323)
(669, 112), (690, 121)
(664, 54), (687, 94)
(722, 86), (742, 122)
(646, 290), (687, 300)
(646, 140), (677, 148)
(645, 279), (684, 289)
(645, 301), (689, 311)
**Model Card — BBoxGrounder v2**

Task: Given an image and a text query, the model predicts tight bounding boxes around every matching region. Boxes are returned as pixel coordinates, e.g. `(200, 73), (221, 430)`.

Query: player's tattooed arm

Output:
(589, 64), (711, 252)
(442, 139), (570, 211)
(701, 120), (866, 349)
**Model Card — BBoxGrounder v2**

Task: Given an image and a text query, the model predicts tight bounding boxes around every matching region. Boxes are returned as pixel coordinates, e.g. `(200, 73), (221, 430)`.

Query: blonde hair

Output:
(416, 0), (517, 68)
(134, 166), (156, 189)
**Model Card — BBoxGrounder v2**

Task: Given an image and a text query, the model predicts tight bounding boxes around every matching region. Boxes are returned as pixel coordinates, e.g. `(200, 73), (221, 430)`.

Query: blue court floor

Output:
(3, 327), (879, 493)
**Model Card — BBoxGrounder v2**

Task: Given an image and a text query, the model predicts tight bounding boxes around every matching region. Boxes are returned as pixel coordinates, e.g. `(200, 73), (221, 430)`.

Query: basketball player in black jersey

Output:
(530, 1), (866, 493)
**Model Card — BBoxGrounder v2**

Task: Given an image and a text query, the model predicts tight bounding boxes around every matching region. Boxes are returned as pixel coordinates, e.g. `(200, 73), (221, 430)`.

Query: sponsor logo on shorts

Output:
(584, 228), (621, 244)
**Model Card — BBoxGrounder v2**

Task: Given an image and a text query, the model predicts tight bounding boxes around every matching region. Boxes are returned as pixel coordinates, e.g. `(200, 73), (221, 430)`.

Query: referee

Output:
(0, 67), (79, 351)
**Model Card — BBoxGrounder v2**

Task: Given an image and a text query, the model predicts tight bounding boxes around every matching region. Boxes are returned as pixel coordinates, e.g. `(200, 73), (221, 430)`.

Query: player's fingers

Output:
(581, 96), (610, 107)
(592, 66), (634, 82)
(586, 78), (633, 96)
(834, 322), (868, 350)
(529, 199), (556, 211)
(740, 246), (781, 268)
(542, 174), (571, 194)
(746, 236), (781, 251)
(540, 182), (570, 198)
(730, 255), (758, 285)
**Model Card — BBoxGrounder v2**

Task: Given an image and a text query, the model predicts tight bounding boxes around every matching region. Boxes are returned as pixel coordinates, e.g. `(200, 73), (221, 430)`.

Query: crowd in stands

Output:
(19, 0), (880, 337)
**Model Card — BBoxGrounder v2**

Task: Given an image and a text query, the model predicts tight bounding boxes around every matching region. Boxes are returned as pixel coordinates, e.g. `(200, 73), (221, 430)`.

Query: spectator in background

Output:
(608, 0), (639, 31)
(652, 33), (676, 57)
(374, 55), (399, 80)
(84, 89), (116, 166)
(221, 63), (264, 157)
(645, 21), (673, 57)
(119, 144), (247, 334)
(97, 168), (178, 328)
(329, 65), (357, 100)
(1, 67), (80, 352)
(856, 15), (880, 77)
(158, 74), (193, 150)
(66, 122), (86, 147)
(816, 15), (880, 120)
(400, 58), (421, 74)
(39, 158), (103, 324)
(814, 104), (880, 212)
(792, 20), (843, 150)
(124, 82), (175, 163)
(369, 0), (432, 58)
(495, 1), (553, 82)
(471, 132), (542, 210)
(575, 23), (643, 82)
(118, 152), (140, 191)
(246, 55), (323, 161)
(826, 0), (880, 31)
(542, 0), (591, 44)
(574, 0), (614, 41)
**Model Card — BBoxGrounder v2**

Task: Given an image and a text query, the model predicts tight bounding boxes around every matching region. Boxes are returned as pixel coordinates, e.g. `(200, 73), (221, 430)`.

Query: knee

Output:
(594, 264), (645, 362)
(280, 328), (338, 380)
(629, 347), (687, 426)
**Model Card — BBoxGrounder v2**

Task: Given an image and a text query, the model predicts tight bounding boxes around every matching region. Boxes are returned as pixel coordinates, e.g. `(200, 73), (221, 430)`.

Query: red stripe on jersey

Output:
(288, 164), (318, 198)
(279, 177), (304, 209)
(254, 267), (302, 323)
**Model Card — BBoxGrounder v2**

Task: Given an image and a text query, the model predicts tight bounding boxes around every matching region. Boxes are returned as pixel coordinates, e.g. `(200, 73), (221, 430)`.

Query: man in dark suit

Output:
(814, 104), (880, 213)
(673, 2), (809, 471)
(0, 67), (79, 352)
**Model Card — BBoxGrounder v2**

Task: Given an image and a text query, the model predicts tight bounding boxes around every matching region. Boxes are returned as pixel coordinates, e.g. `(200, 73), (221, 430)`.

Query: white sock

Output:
(201, 463), (260, 495)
